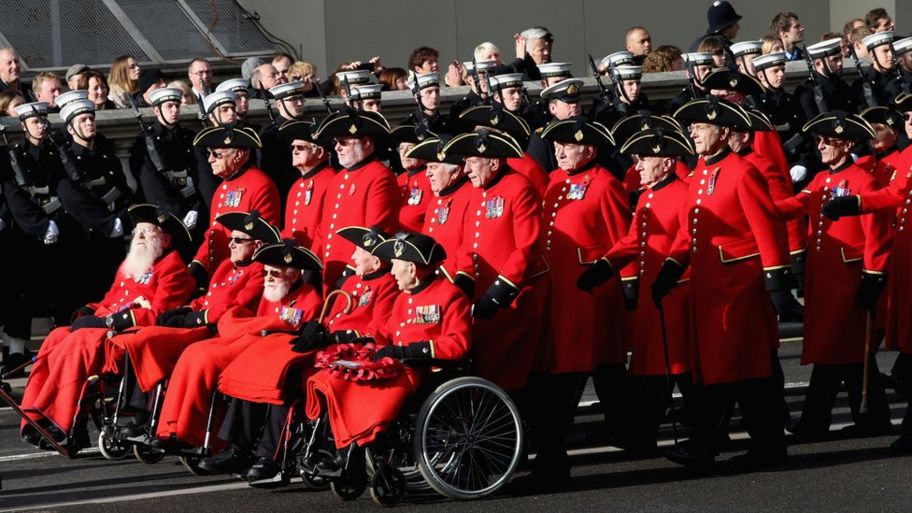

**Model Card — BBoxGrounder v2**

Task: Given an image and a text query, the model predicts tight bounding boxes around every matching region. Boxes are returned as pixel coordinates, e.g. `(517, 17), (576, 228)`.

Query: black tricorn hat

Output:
(215, 210), (282, 244)
(701, 69), (763, 97)
(372, 231), (447, 266)
(193, 125), (262, 149)
(278, 120), (319, 143)
(253, 240), (323, 271)
(127, 203), (192, 249)
(674, 96), (751, 128)
(391, 124), (427, 145)
(540, 116), (615, 147)
(893, 92), (912, 112)
(802, 111), (876, 140)
(313, 107), (391, 139)
(336, 226), (390, 254)
(860, 106), (903, 130)
(620, 128), (695, 157)
(611, 113), (682, 146)
(441, 129), (524, 159)
(459, 105), (531, 140)
(404, 136), (464, 164)
(729, 108), (775, 132)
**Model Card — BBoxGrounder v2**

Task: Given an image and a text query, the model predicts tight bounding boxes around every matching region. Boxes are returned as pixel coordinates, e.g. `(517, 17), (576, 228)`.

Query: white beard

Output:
(263, 280), (291, 302)
(122, 237), (164, 277)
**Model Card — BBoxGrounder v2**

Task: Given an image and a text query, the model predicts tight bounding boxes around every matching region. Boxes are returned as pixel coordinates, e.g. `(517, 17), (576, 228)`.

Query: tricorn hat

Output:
(127, 203), (192, 249)
(802, 111), (876, 140)
(860, 106), (903, 130)
(441, 129), (524, 159)
(216, 210), (282, 244)
(674, 96), (751, 128)
(611, 113), (682, 145)
(619, 128), (695, 157)
(253, 240), (323, 271)
(540, 116), (615, 147)
(193, 125), (262, 149)
(459, 105), (531, 140)
(372, 231), (447, 266)
(336, 226), (390, 254)
(404, 136), (464, 165)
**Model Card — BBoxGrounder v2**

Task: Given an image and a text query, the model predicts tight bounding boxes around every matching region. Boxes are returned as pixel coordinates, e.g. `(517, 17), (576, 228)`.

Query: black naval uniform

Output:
(403, 107), (450, 136)
(130, 118), (206, 244)
(258, 118), (301, 207)
(2, 138), (84, 327)
(850, 66), (898, 110)
(447, 89), (486, 133)
(56, 133), (132, 303)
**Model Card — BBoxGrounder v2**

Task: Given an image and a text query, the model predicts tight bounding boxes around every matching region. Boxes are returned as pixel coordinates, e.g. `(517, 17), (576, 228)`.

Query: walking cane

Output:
(0, 384), (70, 456)
(0, 354), (37, 381)
(860, 310), (874, 414)
(318, 289), (353, 324)
(657, 301), (679, 445)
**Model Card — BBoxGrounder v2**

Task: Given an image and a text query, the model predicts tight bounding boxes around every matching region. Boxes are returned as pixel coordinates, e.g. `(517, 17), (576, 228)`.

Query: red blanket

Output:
(218, 333), (319, 405)
(104, 326), (213, 392)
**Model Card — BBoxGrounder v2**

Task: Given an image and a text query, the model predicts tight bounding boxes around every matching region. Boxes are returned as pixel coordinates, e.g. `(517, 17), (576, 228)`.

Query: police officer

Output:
(129, 87), (205, 245)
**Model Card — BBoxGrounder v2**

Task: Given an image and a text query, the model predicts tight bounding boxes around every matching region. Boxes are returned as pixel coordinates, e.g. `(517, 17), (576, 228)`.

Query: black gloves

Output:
(332, 330), (361, 344)
(70, 305), (96, 323)
(622, 279), (639, 311)
(770, 290), (803, 322)
(651, 260), (685, 306)
(288, 321), (330, 353)
(452, 274), (475, 299)
(474, 277), (520, 320)
(188, 261), (209, 291)
(577, 258), (614, 293)
(371, 341), (432, 361)
(157, 306), (192, 326)
(821, 195), (861, 220)
(859, 272), (887, 312)
(71, 315), (107, 331)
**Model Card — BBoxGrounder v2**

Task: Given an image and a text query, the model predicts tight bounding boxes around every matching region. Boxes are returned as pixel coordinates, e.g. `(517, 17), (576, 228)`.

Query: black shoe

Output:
(607, 434), (659, 456)
(148, 436), (192, 452)
(889, 434), (912, 455)
(840, 421), (894, 438)
(665, 446), (715, 471)
(198, 448), (251, 475)
(246, 457), (282, 484)
(314, 450), (347, 476)
(69, 423), (91, 452)
(2, 350), (33, 378)
(723, 450), (787, 474)
(883, 372), (912, 397)
(22, 430), (42, 448)
(120, 420), (150, 439)
(786, 420), (828, 442)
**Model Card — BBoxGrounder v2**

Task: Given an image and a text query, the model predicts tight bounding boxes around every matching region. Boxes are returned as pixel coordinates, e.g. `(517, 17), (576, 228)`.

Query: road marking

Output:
(0, 447), (99, 462)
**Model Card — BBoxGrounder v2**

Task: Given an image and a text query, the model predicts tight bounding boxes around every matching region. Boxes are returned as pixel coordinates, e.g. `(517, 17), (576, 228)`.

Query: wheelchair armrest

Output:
(400, 357), (467, 372)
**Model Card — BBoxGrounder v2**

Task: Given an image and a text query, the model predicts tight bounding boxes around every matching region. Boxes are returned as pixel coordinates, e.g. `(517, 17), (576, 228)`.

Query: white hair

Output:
(474, 42), (501, 62)
(522, 27), (550, 51)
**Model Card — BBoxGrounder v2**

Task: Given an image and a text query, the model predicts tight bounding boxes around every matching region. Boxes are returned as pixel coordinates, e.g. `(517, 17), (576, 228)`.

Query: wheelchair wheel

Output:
(133, 443), (166, 464)
(370, 463), (406, 506)
(98, 431), (129, 461)
(180, 455), (210, 476)
(366, 444), (429, 492)
(300, 470), (331, 491)
(415, 376), (523, 499)
(330, 476), (366, 501)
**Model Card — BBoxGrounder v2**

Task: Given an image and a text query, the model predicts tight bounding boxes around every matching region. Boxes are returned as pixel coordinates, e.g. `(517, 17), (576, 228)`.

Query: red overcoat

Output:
(20, 251), (193, 433)
(667, 151), (789, 385)
(283, 163), (335, 251)
(605, 176), (691, 376)
(155, 285), (321, 446)
(421, 178), (473, 280)
(453, 168), (548, 390)
(777, 162), (892, 364)
(317, 158), (400, 292)
(397, 169), (432, 232)
(536, 162), (631, 373)
(192, 165), (281, 274)
(305, 277), (471, 448)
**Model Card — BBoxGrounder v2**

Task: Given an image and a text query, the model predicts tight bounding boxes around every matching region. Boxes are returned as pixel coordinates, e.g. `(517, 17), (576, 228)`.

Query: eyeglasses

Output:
(291, 143), (318, 152)
(207, 149), (236, 159)
(333, 137), (359, 147)
(191, 70), (213, 76)
(263, 268), (287, 278)
(229, 237), (254, 244)
(132, 226), (162, 237)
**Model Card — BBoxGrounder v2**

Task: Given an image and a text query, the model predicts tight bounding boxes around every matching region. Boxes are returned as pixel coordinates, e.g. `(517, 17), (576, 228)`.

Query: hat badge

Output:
(393, 240), (404, 257)
(652, 143), (663, 153)
(348, 123), (358, 134)
(363, 235), (374, 247)
(477, 142), (487, 153)
(887, 117), (895, 126)
(567, 84), (580, 95)
(729, 78), (738, 88)
(706, 108), (718, 121)
(283, 251), (294, 264)
(245, 221), (254, 230)
(157, 213), (168, 224)
(834, 124), (844, 134)
(437, 150), (447, 161)
(574, 129), (584, 142)
(223, 135), (232, 144)
(490, 114), (500, 125)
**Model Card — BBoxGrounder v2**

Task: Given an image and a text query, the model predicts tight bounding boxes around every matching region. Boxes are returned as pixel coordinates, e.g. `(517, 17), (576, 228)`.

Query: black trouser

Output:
(526, 372), (587, 472)
(799, 359), (891, 431)
(689, 376), (786, 459)
(892, 352), (912, 436)
(627, 372), (694, 447)
(770, 349), (790, 426)
(592, 362), (632, 433)
(219, 398), (268, 455)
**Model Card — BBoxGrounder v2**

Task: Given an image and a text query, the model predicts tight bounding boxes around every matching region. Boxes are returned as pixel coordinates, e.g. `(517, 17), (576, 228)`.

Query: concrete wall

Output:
(236, 0), (897, 79)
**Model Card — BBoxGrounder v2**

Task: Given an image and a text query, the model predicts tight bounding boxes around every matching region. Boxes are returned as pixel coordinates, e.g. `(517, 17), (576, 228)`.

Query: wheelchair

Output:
(275, 361), (525, 506)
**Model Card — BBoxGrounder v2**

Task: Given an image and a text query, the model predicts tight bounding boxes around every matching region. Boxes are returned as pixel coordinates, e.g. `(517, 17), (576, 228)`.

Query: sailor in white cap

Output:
(892, 36), (912, 96)
(670, 52), (716, 111)
(403, 72), (447, 134)
(447, 60), (498, 131)
(216, 78), (254, 128)
(258, 81), (309, 199)
(130, 87), (203, 232)
(852, 31), (897, 108)
(201, 90), (238, 127)
(527, 78), (584, 171)
(348, 83), (383, 112)
(729, 40), (763, 77)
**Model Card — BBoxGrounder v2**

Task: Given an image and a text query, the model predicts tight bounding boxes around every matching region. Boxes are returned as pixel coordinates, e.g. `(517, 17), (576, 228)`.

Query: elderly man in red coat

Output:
(304, 232), (471, 474)
(312, 108), (401, 291)
(99, 211), (279, 438)
(442, 130), (548, 392)
(652, 97), (795, 472)
(580, 128), (696, 455)
(199, 227), (399, 482)
(520, 117), (629, 486)
(20, 204), (194, 450)
(278, 121), (334, 251)
(188, 125), (281, 293)
(152, 242), (323, 451)
(776, 112), (893, 440)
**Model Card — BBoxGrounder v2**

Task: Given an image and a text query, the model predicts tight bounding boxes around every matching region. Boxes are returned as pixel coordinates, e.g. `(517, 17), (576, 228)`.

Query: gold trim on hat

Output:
(157, 214), (168, 224)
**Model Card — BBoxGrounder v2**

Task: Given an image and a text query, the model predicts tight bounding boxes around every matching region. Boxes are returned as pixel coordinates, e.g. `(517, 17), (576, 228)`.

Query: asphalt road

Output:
(1, 340), (909, 513)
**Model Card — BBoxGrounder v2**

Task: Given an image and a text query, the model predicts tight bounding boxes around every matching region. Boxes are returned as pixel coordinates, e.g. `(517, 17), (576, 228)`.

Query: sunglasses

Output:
(262, 268), (287, 278)
(291, 143), (318, 152)
(229, 237), (253, 244)
(207, 149), (236, 159)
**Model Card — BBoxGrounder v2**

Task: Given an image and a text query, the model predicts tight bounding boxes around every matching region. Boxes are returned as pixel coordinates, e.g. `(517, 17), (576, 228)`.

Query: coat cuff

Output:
(790, 250), (806, 277)
(187, 310), (209, 327)
(764, 266), (795, 292)
(487, 275), (521, 307)
(110, 310), (136, 331)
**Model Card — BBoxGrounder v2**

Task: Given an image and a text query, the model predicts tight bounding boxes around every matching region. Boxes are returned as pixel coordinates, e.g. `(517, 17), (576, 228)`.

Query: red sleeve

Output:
(775, 186), (812, 221)
(605, 218), (641, 274)
(860, 174), (909, 212)
(858, 178), (893, 273)
(366, 171), (402, 234)
(738, 166), (790, 270)
(499, 182), (542, 285)
(428, 288), (472, 360)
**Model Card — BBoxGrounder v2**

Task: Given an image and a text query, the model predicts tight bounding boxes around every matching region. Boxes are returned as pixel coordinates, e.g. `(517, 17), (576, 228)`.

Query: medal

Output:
(707, 168), (720, 196)
(279, 306), (303, 327)
(408, 186), (423, 206)
(415, 304), (441, 324)
(833, 179), (850, 197)
(225, 188), (245, 208)
(135, 272), (153, 285)
(305, 180), (314, 205)
(349, 183), (357, 196)
(567, 175), (591, 200)
(485, 196), (505, 219)
(358, 288), (372, 307)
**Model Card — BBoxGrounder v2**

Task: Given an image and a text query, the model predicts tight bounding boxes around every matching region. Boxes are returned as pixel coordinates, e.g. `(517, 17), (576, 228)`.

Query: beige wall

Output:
(241, 0), (904, 79)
